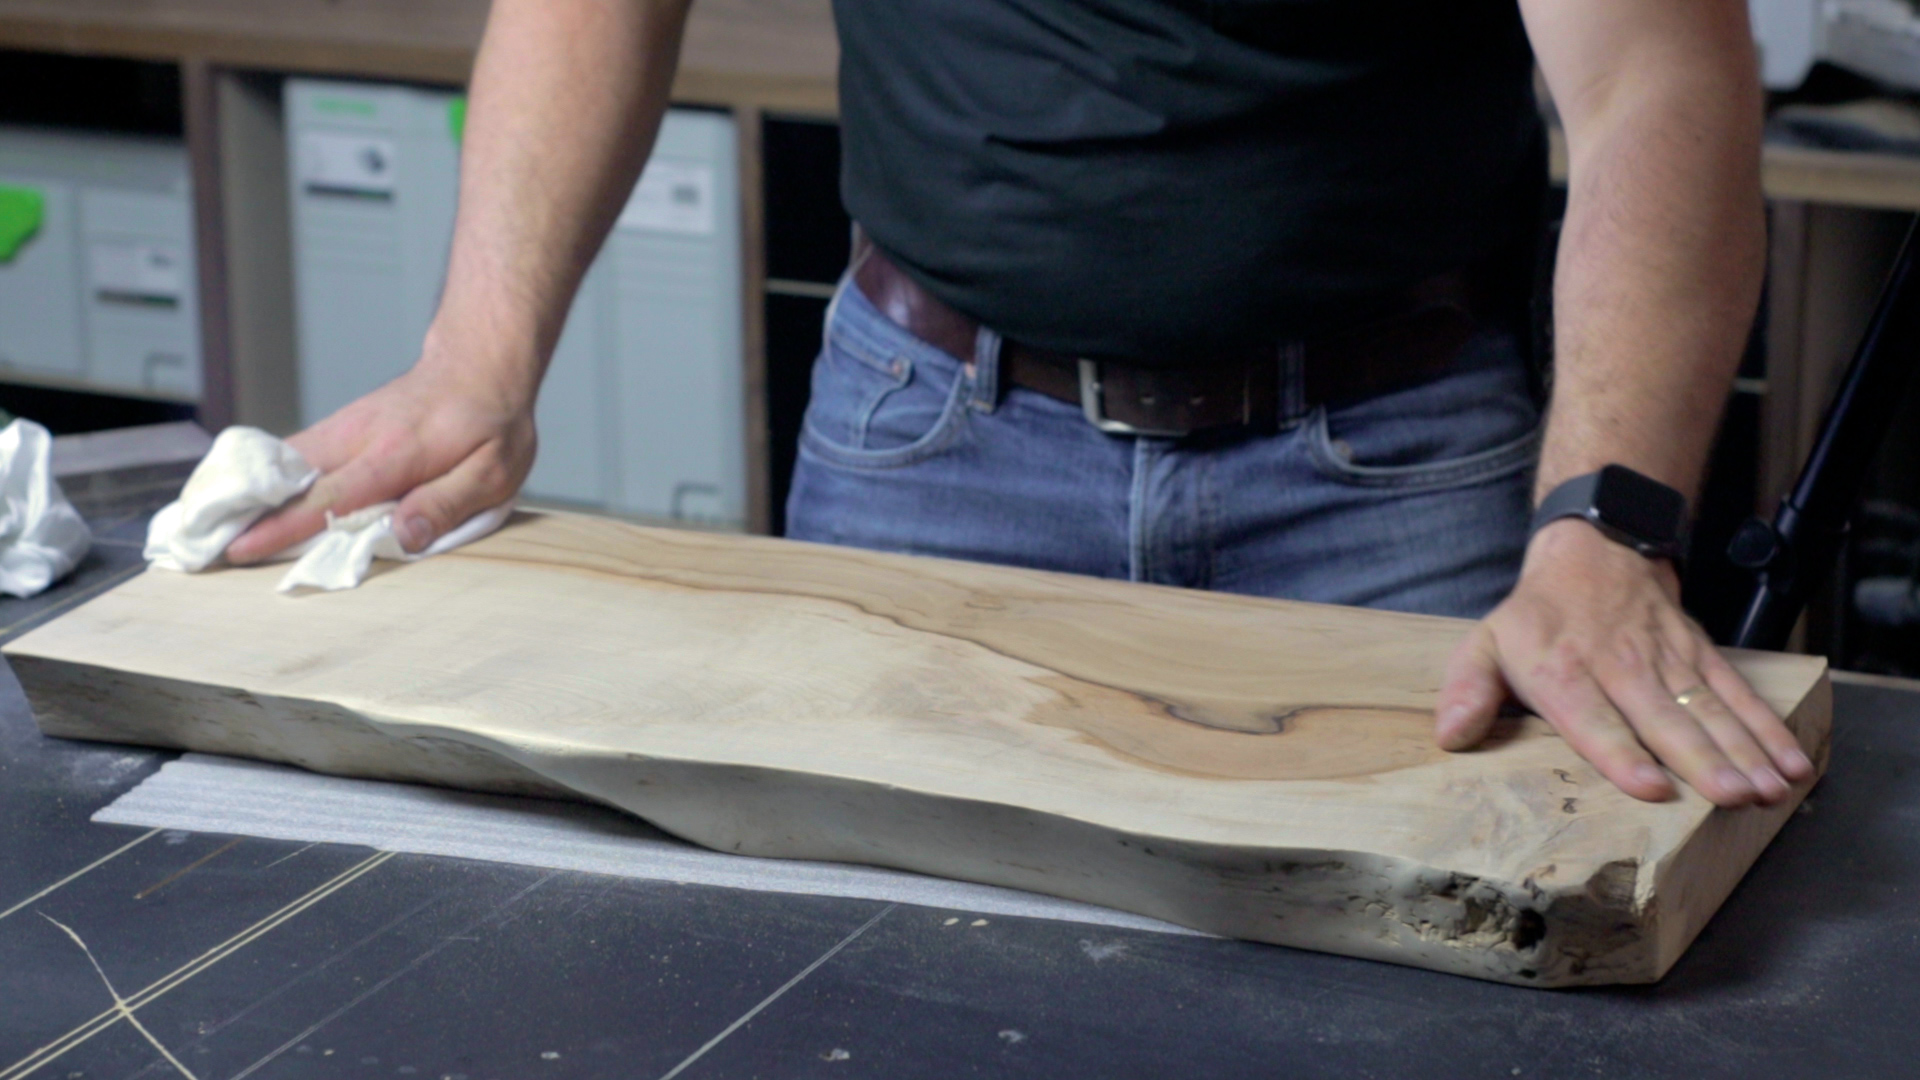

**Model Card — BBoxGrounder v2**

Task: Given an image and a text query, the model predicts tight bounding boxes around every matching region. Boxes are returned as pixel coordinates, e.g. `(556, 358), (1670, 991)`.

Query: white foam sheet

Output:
(94, 753), (1198, 936)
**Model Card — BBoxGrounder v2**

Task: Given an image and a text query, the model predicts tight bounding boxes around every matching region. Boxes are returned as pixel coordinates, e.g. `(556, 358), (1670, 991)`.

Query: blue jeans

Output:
(786, 278), (1542, 618)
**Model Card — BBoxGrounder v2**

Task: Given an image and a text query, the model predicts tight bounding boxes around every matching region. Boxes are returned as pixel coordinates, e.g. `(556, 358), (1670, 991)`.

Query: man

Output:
(229, 0), (1814, 809)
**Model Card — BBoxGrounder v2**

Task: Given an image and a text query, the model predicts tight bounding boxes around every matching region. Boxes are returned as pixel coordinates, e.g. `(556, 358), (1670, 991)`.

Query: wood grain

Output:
(4, 512), (1830, 986)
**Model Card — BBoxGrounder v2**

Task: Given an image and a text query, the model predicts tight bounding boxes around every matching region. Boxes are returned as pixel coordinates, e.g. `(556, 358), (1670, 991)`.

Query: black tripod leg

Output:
(1727, 214), (1920, 651)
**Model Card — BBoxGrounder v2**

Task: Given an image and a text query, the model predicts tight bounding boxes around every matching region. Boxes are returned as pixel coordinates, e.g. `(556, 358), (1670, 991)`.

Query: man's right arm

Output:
(228, 0), (693, 563)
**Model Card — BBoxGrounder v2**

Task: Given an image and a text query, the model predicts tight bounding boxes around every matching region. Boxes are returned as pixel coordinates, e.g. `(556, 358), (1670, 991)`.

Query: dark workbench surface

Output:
(3, 505), (1918, 1079)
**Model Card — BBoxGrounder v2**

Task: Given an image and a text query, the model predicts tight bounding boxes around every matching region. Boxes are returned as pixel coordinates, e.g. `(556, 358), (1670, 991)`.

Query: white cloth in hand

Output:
(0, 419), (91, 598)
(276, 500), (513, 593)
(145, 427), (317, 572)
(145, 425), (512, 592)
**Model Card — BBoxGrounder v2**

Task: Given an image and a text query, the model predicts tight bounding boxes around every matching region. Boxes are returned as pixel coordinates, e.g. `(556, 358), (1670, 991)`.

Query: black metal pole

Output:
(1728, 215), (1920, 650)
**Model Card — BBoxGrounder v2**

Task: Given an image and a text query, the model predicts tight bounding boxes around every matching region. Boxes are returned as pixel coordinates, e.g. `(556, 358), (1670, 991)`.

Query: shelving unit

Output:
(1, 1), (1917, 551)
(0, 0), (839, 533)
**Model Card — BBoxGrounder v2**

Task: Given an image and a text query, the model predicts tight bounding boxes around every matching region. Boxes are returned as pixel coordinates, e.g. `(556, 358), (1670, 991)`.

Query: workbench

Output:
(3, 463), (1920, 1079)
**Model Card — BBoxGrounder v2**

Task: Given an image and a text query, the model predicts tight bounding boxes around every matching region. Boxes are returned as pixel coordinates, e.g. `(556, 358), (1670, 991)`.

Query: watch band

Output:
(1530, 465), (1689, 562)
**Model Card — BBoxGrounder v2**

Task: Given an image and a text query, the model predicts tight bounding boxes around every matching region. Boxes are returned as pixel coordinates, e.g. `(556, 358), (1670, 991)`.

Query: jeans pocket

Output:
(1305, 358), (1542, 492)
(1307, 409), (1540, 491)
(799, 308), (973, 470)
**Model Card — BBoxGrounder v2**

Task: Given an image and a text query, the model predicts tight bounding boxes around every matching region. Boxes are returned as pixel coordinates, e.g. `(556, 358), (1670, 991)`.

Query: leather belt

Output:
(850, 230), (1482, 438)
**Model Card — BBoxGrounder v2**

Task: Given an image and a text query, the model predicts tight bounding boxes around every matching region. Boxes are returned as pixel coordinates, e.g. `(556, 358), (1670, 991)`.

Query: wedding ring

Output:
(1673, 685), (1711, 709)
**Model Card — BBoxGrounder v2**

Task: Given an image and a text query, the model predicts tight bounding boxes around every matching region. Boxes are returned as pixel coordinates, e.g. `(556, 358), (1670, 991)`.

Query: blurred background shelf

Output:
(2, 1), (1919, 671)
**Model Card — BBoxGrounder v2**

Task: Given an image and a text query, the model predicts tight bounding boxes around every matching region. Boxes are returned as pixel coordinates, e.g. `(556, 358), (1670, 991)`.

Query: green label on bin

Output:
(0, 186), (44, 262)
(448, 96), (467, 144)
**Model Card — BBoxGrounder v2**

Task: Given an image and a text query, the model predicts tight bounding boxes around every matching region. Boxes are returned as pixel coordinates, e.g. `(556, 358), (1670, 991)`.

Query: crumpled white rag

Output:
(145, 427), (317, 573)
(145, 425), (512, 593)
(273, 498), (512, 593)
(0, 419), (92, 598)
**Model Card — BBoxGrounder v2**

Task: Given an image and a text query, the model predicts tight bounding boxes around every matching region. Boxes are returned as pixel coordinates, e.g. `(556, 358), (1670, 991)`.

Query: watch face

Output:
(1592, 465), (1686, 544)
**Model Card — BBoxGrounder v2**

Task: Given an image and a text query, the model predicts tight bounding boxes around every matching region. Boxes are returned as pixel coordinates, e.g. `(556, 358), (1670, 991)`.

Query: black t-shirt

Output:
(834, 0), (1546, 363)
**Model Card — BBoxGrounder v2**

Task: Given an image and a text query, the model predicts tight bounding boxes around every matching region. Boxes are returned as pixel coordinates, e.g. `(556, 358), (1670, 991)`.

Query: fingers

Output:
(228, 434), (426, 565)
(283, 415), (356, 474)
(1595, 632), (1765, 807)
(1700, 648), (1817, 782)
(1488, 524), (1817, 810)
(392, 435), (531, 552)
(224, 503), (326, 566)
(1649, 637), (1791, 804)
(1529, 614), (1805, 809)
(1435, 623), (1510, 751)
(1510, 644), (1677, 803)
(219, 359), (540, 565)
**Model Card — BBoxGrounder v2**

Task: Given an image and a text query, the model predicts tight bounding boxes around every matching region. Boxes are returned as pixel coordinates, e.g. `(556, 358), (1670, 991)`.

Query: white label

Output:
(617, 160), (715, 236)
(89, 241), (186, 302)
(298, 131), (398, 195)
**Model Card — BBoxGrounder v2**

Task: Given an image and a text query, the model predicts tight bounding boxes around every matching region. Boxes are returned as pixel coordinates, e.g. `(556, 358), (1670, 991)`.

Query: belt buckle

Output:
(1077, 359), (1191, 438)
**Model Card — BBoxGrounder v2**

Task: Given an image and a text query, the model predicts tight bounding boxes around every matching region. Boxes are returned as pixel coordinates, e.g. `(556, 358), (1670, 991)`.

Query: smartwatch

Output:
(1530, 465), (1689, 562)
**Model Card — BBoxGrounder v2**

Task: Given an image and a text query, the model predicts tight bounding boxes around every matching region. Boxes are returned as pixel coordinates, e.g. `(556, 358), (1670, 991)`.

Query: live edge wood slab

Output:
(5, 512), (1830, 986)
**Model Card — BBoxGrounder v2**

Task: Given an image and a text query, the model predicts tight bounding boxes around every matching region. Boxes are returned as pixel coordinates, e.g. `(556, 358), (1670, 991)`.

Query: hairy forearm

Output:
(424, 0), (693, 401)
(1535, 19), (1765, 502)
(1442, 1), (1811, 813)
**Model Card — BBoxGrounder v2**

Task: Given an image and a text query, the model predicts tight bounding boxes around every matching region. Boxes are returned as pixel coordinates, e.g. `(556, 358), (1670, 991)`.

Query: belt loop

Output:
(822, 273), (851, 352)
(970, 325), (1002, 413)
(1278, 340), (1308, 425)
(825, 225), (868, 352)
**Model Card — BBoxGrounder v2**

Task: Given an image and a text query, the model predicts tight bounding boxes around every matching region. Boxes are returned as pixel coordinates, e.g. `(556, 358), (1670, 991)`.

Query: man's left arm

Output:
(1434, 0), (1817, 807)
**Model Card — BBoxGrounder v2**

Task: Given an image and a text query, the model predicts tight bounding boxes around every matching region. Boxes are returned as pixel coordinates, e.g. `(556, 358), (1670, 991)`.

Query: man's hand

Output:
(1479, 0), (1786, 805)
(1435, 521), (1816, 807)
(222, 0), (690, 565)
(225, 350), (536, 563)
